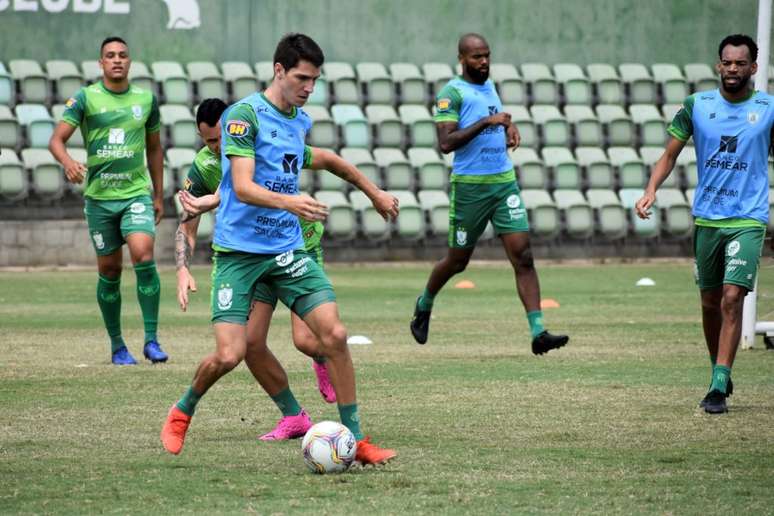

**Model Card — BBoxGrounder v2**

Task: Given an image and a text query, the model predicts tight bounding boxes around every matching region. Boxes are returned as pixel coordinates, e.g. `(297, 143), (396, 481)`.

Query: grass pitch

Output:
(1, 261), (773, 514)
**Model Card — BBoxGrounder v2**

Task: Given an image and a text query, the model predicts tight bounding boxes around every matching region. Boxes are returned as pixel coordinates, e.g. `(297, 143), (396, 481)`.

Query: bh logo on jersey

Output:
(217, 284), (233, 310)
(276, 250), (294, 267)
(92, 232), (105, 250)
(108, 128), (125, 145)
(226, 120), (250, 137)
(727, 240), (741, 257)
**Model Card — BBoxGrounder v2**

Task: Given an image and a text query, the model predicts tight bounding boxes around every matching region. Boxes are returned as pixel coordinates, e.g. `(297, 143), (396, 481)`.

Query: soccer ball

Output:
(301, 421), (357, 474)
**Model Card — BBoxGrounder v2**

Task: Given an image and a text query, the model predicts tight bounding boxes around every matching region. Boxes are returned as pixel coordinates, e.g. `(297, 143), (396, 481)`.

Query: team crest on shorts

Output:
(456, 228), (467, 246)
(92, 231), (105, 250)
(130, 202), (146, 214)
(506, 194), (521, 208)
(217, 284), (233, 310)
(727, 240), (741, 256)
(226, 120), (250, 137)
(275, 250), (294, 267)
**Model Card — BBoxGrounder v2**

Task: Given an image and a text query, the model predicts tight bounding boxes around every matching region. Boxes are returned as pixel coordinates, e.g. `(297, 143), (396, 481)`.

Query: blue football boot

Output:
(111, 346), (138, 366)
(143, 340), (168, 363)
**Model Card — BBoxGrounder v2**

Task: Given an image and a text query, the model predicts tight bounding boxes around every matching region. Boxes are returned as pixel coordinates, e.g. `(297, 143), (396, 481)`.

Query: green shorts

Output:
(252, 247), (325, 307)
(83, 195), (155, 256)
(448, 177), (529, 248)
(693, 225), (766, 291)
(211, 248), (334, 324)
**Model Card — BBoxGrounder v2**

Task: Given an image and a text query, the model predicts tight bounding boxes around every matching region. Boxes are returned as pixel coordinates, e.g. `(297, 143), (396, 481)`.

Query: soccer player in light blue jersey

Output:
(410, 33), (569, 355)
(636, 34), (774, 414)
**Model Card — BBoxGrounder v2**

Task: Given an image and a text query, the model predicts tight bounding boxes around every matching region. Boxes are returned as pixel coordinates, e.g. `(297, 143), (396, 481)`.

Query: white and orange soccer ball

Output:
(301, 421), (357, 474)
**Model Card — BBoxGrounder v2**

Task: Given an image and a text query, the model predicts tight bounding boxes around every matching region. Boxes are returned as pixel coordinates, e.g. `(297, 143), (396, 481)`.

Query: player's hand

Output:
(179, 190), (219, 217)
(487, 112), (511, 128)
(62, 158), (86, 183)
(370, 189), (400, 221)
(506, 124), (520, 149)
(177, 267), (197, 312)
(153, 195), (164, 225)
(635, 191), (656, 219)
(286, 194), (329, 221)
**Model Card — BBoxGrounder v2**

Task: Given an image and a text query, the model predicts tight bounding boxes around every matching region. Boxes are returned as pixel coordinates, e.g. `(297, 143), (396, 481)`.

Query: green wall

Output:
(0, 0), (761, 66)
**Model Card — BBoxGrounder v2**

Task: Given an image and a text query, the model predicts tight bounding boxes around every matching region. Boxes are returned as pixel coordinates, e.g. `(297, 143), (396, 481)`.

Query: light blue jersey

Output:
(668, 89), (774, 224)
(214, 93), (313, 254)
(434, 76), (513, 178)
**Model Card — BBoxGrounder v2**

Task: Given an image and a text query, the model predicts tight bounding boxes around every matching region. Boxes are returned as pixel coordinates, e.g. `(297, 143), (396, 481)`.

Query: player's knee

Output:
(293, 334), (319, 356)
(448, 256), (470, 274)
(319, 322), (347, 351)
(720, 289), (746, 314)
(517, 248), (535, 269)
(217, 349), (244, 371)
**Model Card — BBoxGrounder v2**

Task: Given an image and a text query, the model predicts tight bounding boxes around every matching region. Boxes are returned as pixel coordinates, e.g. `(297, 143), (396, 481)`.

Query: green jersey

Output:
(61, 81), (161, 200)
(184, 145), (324, 253)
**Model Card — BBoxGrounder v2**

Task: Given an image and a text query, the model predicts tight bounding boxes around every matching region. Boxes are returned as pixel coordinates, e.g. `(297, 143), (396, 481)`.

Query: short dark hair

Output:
(273, 33), (324, 72)
(719, 34), (758, 62)
(196, 98), (228, 127)
(100, 36), (128, 56)
(458, 33), (488, 55)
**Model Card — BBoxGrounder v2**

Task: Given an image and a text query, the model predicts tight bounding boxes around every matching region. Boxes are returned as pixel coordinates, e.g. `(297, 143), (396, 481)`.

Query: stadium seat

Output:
(67, 147), (87, 195)
(651, 64), (689, 105)
(677, 145), (698, 188)
(530, 105), (569, 147)
(684, 63), (717, 93)
(619, 188), (659, 238)
(575, 146), (614, 189)
(324, 62), (361, 104)
(314, 190), (357, 240)
(553, 64), (592, 105)
(629, 103), (667, 146)
(356, 62), (394, 105)
(15, 103), (54, 148)
(398, 104), (436, 147)
(221, 61), (258, 101)
(166, 147), (197, 190)
(503, 104), (537, 148)
(0, 105), (20, 149)
(389, 63), (426, 105)
(186, 62), (227, 102)
(521, 189), (560, 238)
(314, 147), (347, 192)
(45, 60), (84, 103)
(595, 104), (635, 146)
(542, 146), (580, 190)
(22, 147), (65, 200)
(152, 61), (191, 104)
(585, 189), (627, 240)
(553, 189), (594, 239)
(661, 103), (682, 123)
(254, 61), (274, 89)
(639, 146), (679, 188)
(80, 60), (101, 83)
(350, 190), (390, 241)
(586, 63), (624, 105)
(339, 147), (382, 188)
(304, 105), (338, 148)
(159, 104), (197, 147)
(521, 63), (558, 105)
(685, 188), (695, 205)
(390, 189), (424, 239)
(422, 63), (454, 99)
(511, 147), (547, 190)
(657, 188), (692, 237)
(9, 59), (48, 104)
(417, 189), (450, 237)
(373, 147), (414, 190)
(127, 61), (155, 94)
(490, 63), (525, 104)
(0, 148), (28, 200)
(365, 104), (403, 147)
(408, 147), (447, 190)
(50, 104), (84, 147)
(608, 146), (647, 189)
(564, 105), (603, 147)
(298, 168), (315, 194)
(330, 104), (370, 148)
(0, 63), (13, 106)
(618, 63), (657, 104)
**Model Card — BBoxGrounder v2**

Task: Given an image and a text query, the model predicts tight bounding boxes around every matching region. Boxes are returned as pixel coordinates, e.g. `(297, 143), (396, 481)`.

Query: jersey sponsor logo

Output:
(132, 105), (143, 120)
(226, 120), (250, 137)
(282, 153), (300, 175)
(130, 202), (146, 214)
(92, 231), (105, 250)
(719, 135), (737, 153)
(727, 240), (741, 257)
(755, 99), (770, 105)
(108, 128), (125, 145)
(437, 98), (451, 111)
(217, 284), (233, 310)
(488, 105), (497, 115)
(263, 178), (298, 193)
(747, 111), (759, 124)
(65, 97), (77, 108)
(506, 194), (521, 209)
(275, 250), (294, 267)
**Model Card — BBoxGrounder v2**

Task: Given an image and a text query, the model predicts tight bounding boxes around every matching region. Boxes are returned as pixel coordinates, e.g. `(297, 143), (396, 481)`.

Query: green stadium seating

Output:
(339, 147), (382, 188)
(618, 63), (657, 104)
(186, 62), (227, 102)
(15, 103), (54, 148)
(618, 188), (659, 238)
(152, 61), (191, 104)
(608, 146), (647, 189)
(330, 104), (370, 148)
(553, 189), (594, 239)
(651, 64), (689, 105)
(159, 104), (197, 148)
(422, 63), (454, 99)
(350, 190), (390, 241)
(315, 190), (357, 240)
(298, 167), (314, 193)
(9, 59), (49, 104)
(683, 63), (717, 92)
(356, 62), (394, 105)
(661, 103), (682, 123)
(66, 147), (87, 195)
(314, 147), (347, 192)
(511, 147), (547, 190)
(685, 188), (695, 205)
(0, 63), (13, 106)
(390, 189), (424, 240)
(521, 189), (560, 238)
(521, 63), (558, 105)
(80, 60), (101, 83)
(254, 61), (274, 88)
(564, 105), (603, 147)
(127, 61), (155, 94)
(639, 146), (679, 188)
(324, 62), (361, 104)
(553, 64), (592, 105)
(389, 63), (426, 105)
(221, 61), (257, 101)
(585, 189), (627, 240)
(677, 145), (698, 188)
(530, 105), (569, 147)
(595, 104), (635, 146)
(50, 104), (84, 147)
(657, 188), (692, 237)
(629, 103), (666, 146)
(490, 63), (526, 104)
(502, 104), (537, 148)
(166, 147), (197, 190)
(398, 104), (436, 147)
(22, 147), (65, 200)
(373, 147), (413, 190)
(0, 148), (28, 200)
(364, 104), (403, 147)
(45, 60), (84, 103)
(408, 147), (446, 191)
(0, 105), (20, 149)
(417, 189), (450, 237)
(586, 63), (624, 105)
(542, 146), (580, 190)
(304, 105), (338, 148)
(575, 146), (614, 189)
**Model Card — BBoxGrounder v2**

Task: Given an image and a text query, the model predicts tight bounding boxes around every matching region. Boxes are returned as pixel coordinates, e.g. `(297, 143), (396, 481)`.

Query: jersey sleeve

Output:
(223, 103), (259, 158)
(184, 162), (212, 198)
(145, 94), (161, 134)
(302, 145), (314, 168)
(61, 88), (87, 127)
(434, 84), (463, 123)
(667, 94), (695, 142)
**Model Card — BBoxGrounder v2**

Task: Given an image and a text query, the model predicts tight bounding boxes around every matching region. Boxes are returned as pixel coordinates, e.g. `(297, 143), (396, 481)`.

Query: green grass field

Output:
(1, 261), (774, 515)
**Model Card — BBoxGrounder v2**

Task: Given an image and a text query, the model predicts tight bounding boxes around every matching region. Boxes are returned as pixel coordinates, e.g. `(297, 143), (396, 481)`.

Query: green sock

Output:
(710, 365), (732, 394)
(338, 403), (363, 440)
(176, 386), (202, 417)
(97, 274), (124, 353)
(134, 260), (160, 343)
(270, 387), (302, 417)
(527, 310), (545, 338)
(417, 289), (435, 311)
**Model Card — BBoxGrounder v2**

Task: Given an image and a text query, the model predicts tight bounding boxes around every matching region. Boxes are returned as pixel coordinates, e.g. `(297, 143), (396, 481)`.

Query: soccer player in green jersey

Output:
(636, 35), (774, 414)
(410, 33), (568, 355)
(49, 36), (168, 365)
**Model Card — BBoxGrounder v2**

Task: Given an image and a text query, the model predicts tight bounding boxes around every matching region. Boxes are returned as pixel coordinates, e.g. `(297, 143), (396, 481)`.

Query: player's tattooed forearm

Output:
(175, 228), (192, 270)
(179, 210), (197, 223)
